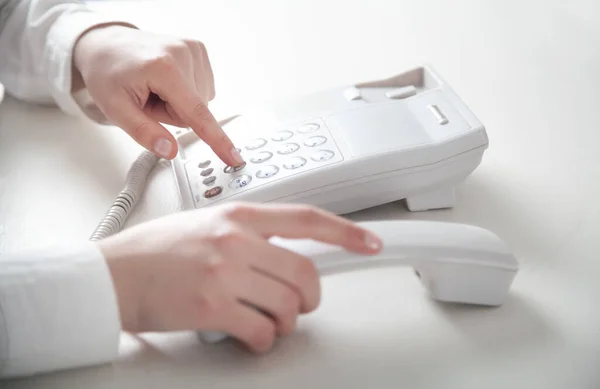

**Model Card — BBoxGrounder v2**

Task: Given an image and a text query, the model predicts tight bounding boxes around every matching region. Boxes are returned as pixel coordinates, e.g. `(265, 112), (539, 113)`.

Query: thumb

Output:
(106, 95), (178, 159)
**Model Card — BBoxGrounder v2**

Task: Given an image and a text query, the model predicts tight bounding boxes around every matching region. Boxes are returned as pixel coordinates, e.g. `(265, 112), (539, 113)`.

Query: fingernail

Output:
(231, 147), (244, 165)
(154, 138), (173, 158)
(364, 231), (382, 251)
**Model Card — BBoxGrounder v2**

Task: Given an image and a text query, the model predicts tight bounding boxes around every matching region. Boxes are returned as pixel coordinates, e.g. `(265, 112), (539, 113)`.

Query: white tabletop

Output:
(2, 0), (600, 387)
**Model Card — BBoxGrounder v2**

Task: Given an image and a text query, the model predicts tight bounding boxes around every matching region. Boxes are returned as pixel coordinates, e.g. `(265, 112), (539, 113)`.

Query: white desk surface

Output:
(2, 0), (600, 387)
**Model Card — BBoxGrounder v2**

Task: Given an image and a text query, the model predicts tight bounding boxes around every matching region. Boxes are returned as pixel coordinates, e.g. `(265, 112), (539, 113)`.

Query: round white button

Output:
(229, 174), (252, 189)
(245, 138), (267, 150)
(250, 151), (273, 163)
(297, 123), (320, 134)
(283, 157), (307, 170)
(271, 130), (293, 142)
(311, 150), (335, 162)
(256, 165), (279, 178)
(304, 135), (327, 147)
(277, 143), (300, 155)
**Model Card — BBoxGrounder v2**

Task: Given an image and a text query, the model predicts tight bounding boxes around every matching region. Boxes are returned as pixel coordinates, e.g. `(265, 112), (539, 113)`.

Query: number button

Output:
(277, 143), (300, 155)
(229, 174), (252, 189)
(304, 135), (327, 147)
(283, 157), (307, 170)
(256, 165), (279, 178)
(200, 168), (213, 177)
(198, 160), (211, 168)
(297, 123), (320, 134)
(224, 161), (246, 173)
(250, 151), (273, 164)
(202, 176), (216, 185)
(245, 138), (267, 150)
(271, 130), (293, 141)
(204, 186), (223, 198)
(310, 150), (335, 162)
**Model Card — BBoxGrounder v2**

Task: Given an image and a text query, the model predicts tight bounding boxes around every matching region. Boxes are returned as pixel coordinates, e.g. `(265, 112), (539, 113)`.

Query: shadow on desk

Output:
(4, 287), (556, 389)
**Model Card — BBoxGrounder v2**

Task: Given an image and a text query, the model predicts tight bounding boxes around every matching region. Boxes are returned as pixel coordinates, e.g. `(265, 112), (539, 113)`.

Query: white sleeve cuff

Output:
(0, 241), (121, 378)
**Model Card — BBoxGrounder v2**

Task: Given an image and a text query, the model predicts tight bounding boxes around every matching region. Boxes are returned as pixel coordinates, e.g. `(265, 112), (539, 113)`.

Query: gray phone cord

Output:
(89, 150), (159, 241)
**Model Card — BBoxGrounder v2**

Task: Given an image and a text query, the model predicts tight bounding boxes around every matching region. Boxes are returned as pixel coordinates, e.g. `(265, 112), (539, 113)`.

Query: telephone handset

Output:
(198, 220), (519, 343)
(170, 65), (488, 215)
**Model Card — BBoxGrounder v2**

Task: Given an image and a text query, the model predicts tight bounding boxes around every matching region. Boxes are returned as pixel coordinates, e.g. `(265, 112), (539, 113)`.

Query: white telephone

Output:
(88, 65), (518, 344)
(170, 65), (488, 214)
(199, 219), (519, 343)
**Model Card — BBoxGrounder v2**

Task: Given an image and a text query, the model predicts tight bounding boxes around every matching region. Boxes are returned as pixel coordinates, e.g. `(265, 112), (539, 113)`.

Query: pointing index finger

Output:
(225, 203), (383, 254)
(156, 76), (244, 167)
(188, 101), (244, 166)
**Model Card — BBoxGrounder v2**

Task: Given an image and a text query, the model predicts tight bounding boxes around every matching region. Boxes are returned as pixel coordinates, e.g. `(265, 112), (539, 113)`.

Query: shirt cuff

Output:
(45, 4), (137, 119)
(0, 241), (121, 378)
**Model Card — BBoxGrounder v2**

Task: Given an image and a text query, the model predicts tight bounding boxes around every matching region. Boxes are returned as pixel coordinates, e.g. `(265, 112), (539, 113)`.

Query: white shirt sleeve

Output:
(0, 0), (135, 119)
(0, 0), (137, 378)
(0, 242), (122, 379)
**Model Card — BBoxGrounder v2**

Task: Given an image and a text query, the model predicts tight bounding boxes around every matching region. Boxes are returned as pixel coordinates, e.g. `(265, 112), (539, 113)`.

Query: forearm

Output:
(0, 242), (122, 379)
(0, 0), (135, 120)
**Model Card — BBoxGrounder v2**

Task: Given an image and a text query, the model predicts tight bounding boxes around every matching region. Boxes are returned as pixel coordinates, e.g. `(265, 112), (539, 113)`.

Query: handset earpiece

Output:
(198, 220), (519, 344)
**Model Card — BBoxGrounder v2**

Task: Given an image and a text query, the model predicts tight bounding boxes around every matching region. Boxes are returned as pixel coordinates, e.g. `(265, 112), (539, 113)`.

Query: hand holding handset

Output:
(199, 219), (519, 343)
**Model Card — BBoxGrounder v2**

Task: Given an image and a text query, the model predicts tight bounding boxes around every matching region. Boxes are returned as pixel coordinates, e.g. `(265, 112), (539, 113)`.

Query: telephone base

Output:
(405, 186), (456, 212)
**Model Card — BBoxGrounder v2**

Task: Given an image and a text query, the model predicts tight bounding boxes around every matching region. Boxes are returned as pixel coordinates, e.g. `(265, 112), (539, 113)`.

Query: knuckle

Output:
(250, 320), (276, 351)
(277, 290), (300, 326)
(220, 202), (257, 223)
(211, 225), (247, 249)
(202, 256), (230, 280)
(192, 101), (211, 125)
(145, 53), (176, 72)
(294, 258), (319, 285)
(294, 258), (320, 311)
(132, 122), (152, 142)
(295, 205), (323, 226)
(167, 40), (190, 56)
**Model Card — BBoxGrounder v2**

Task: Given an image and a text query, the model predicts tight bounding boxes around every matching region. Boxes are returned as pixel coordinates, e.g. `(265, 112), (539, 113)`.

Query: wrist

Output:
(95, 238), (140, 333)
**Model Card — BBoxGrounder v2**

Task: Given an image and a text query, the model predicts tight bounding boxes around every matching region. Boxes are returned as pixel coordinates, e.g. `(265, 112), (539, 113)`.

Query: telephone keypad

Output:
(185, 118), (342, 206)
(277, 143), (300, 155)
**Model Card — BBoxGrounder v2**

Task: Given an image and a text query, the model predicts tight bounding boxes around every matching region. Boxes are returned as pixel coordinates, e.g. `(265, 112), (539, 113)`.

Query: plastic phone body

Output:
(171, 65), (488, 214)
